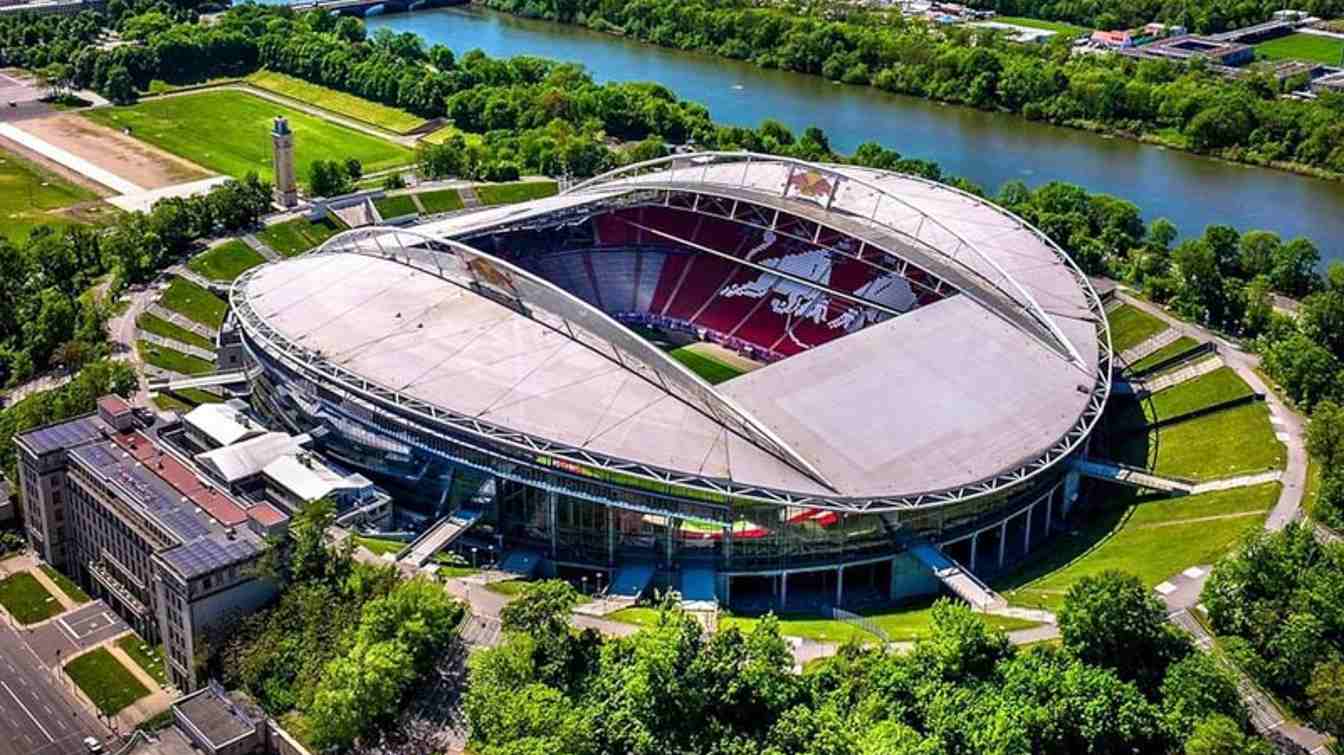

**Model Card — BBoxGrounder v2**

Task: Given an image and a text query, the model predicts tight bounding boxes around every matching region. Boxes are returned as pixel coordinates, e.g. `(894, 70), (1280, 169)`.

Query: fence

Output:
(828, 606), (891, 644)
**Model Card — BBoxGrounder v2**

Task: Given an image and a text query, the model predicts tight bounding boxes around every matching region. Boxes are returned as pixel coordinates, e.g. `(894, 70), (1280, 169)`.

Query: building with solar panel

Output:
(14, 396), (289, 692)
(234, 153), (1112, 611)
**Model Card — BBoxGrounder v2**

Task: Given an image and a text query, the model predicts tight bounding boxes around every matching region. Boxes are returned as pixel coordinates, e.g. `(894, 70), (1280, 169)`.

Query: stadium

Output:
(229, 153), (1112, 610)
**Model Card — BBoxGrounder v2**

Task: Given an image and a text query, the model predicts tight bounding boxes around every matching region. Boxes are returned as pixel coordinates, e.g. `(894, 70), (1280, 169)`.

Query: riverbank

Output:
(475, 2), (1343, 186)
(367, 6), (1344, 258)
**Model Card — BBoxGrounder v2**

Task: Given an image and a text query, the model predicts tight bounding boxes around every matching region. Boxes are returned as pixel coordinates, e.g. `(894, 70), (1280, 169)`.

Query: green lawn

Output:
(40, 565), (91, 604)
(0, 572), (62, 624)
(374, 193), (419, 219)
(422, 124), (485, 147)
(476, 181), (559, 206)
(668, 346), (745, 384)
(484, 579), (533, 596)
(1128, 336), (1200, 373)
(1108, 304), (1169, 354)
(1255, 33), (1344, 65)
(0, 146), (100, 242)
(159, 277), (228, 329)
(188, 239), (266, 282)
(352, 535), (405, 557)
(65, 648), (151, 716)
(612, 601), (1039, 643)
(1141, 367), (1254, 424)
(1000, 483), (1279, 610)
(137, 313), (215, 351)
(176, 387), (223, 404)
(990, 15), (1091, 35)
(417, 188), (465, 214)
(256, 215), (346, 257)
(1112, 403), (1285, 480)
(115, 635), (167, 687)
(138, 341), (216, 375)
(245, 71), (425, 133)
(83, 90), (414, 186)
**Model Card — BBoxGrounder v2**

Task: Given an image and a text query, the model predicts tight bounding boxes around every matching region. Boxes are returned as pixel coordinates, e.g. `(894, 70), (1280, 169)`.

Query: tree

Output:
(1271, 238), (1320, 297)
(1307, 401), (1344, 469)
(307, 160), (351, 197)
(343, 157), (363, 182)
(1183, 715), (1273, 755)
(1308, 660), (1344, 738)
(102, 65), (135, 105)
(1058, 571), (1189, 689)
(1160, 652), (1246, 742)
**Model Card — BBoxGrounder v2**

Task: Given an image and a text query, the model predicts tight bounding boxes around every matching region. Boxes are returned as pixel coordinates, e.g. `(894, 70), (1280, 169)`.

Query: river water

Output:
(362, 5), (1344, 257)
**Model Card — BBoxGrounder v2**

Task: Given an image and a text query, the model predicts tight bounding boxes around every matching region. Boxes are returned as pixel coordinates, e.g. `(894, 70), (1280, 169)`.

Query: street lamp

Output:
(471, 547), (478, 568)
(486, 544), (494, 566)
(581, 576), (588, 595)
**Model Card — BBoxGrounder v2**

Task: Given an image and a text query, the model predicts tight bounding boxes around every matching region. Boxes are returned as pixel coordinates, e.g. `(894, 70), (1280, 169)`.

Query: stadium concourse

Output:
(228, 153), (1111, 613)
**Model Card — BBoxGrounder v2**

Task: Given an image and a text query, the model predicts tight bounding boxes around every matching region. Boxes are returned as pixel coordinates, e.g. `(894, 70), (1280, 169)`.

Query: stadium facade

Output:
(231, 154), (1111, 608)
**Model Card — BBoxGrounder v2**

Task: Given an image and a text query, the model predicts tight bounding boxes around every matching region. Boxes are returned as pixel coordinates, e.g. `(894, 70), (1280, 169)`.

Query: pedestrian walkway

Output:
(1189, 470), (1283, 494)
(1118, 328), (1180, 365)
(1131, 356), (1223, 395)
(908, 541), (1007, 611)
(167, 264), (229, 296)
(400, 510), (482, 568)
(1072, 458), (1195, 494)
(458, 185), (482, 208)
(138, 331), (216, 362)
(241, 233), (280, 262)
(147, 304), (219, 339)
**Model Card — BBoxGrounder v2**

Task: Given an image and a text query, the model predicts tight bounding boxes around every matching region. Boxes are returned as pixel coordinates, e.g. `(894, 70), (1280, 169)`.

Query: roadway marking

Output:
(1, 681), (53, 743)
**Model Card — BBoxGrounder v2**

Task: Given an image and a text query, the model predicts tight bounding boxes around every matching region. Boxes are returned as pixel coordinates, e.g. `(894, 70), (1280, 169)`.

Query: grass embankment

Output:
(115, 635), (168, 687)
(1254, 33), (1344, 65)
(668, 345), (745, 384)
(83, 90), (414, 186)
(0, 572), (63, 624)
(484, 579), (532, 597)
(0, 146), (100, 242)
(159, 277), (228, 329)
(138, 341), (215, 375)
(417, 188), (464, 214)
(999, 482), (1280, 611)
(476, 180), (559, 205)
(352, 535), (406, 557)
(245, 71), (426, 133)
(65, 648), (151, 716)
(1128, 335), (1200, 373)
(40, 565), (91, 604)
(610, 601), (1039, 643)
(1107, 303), (1169, 354)
(373, 194), (418, 219)
(1112, 402), (1285, 480)
(188, 239), (266, 281)
(1140, 366), (1254, 424)
(256, 215), (346, 257)
(137, 313), (215, 351)
(989, 15), (1091, 35)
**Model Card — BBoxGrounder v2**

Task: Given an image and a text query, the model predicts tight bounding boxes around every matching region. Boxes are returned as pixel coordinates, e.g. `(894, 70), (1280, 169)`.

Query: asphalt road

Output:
(0, 619), (111, 755)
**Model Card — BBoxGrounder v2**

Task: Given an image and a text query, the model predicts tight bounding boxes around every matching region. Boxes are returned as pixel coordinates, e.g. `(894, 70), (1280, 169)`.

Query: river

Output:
(362, 5), (1344, 257)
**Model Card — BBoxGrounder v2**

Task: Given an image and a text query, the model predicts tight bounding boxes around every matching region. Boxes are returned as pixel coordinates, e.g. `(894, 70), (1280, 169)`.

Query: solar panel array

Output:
(20, 415), (106, 455)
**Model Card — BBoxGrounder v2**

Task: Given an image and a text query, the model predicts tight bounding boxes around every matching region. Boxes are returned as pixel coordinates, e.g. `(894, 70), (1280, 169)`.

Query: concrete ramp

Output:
(149, 370), (251, 392)
(401, 509), (481, 567)
(909, 542), (1006, 611)
(1072, 458), (1194, 494)
(497, 549), (542, 577)
(678, 564), (718, 603)
(609, 562), (656, 599)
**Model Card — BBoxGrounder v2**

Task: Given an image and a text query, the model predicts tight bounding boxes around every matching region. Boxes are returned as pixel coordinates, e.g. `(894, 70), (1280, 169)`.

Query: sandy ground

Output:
(0, 131), (111, 197)
(14, 112), (211, 190)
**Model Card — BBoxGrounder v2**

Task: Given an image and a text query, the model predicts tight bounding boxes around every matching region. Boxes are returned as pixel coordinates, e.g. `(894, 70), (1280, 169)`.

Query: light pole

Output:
(471, 547), (478, 568)
(581, 576), (588, 595)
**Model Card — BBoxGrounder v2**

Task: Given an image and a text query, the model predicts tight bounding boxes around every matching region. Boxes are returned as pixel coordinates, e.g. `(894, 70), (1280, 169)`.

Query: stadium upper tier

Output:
(232, 154), (1110, 512)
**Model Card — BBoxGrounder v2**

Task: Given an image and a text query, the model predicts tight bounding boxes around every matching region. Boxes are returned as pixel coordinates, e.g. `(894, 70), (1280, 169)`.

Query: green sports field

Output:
(668, 345), (746, 384)
(0, 147), (100, 242)
(1255, 33), (1344, 65)
(84, 90), (414, 186)
(990, 15), (1091, 35)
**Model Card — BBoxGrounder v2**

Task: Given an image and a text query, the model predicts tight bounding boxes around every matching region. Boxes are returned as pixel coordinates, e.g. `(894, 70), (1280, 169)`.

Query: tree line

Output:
(467, 573), (1265, 754)
(1202, 524), (1344, 742)
(0, 175), (270, 388)
(480, 0), (1344, 176)
(967, 0), (1344, 36)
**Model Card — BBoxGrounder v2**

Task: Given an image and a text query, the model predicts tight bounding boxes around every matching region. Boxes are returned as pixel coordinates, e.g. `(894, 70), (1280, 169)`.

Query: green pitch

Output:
(84, 90), (414, 186)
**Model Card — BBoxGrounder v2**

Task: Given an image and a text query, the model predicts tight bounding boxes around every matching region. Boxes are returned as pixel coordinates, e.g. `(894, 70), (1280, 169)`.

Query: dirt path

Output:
(13, 112), (211, 190)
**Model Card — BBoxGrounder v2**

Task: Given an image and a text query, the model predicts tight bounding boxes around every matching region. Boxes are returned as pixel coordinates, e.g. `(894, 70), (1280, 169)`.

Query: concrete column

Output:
(1045, 494), (1054, 536)
(781, 572), (788, 609)
(1063, 469), (1081, 517)
(723, 524), (733, 564)
(998, 519), (1008, 568)
(607, 507), (615, 567)
(667, 518), (676, 568)
(835, 566), (844, 607)
(547, 491), (558, 558)
(969, 533), (978, 572)
(1023, 503), (1034, 552)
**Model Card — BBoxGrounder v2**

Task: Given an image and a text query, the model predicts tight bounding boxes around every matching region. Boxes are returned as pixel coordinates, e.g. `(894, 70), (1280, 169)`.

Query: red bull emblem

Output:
(788, 170), (832, 198)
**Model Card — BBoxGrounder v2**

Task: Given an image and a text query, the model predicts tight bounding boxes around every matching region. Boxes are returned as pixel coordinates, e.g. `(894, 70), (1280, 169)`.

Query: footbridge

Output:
(908, 541), (1007, 612)
(288, 0), (463, 16)
(399, 509), (482, 568)
(1072, 458), (1195, 494)
(148, 369), (252, 392)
